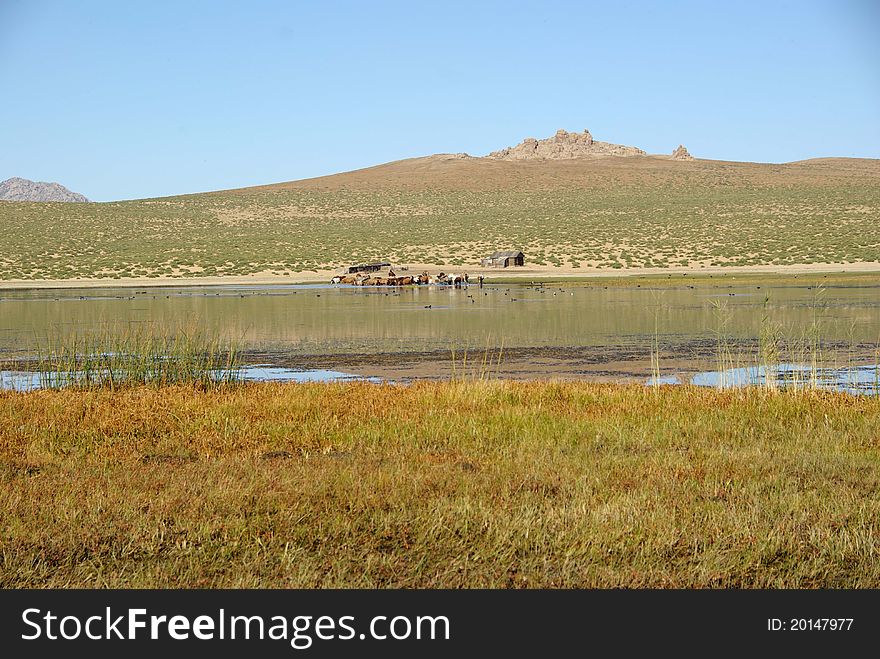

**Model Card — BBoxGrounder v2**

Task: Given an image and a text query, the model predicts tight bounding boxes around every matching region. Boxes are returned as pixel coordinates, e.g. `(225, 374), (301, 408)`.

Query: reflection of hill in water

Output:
(1, 281), (878, 359)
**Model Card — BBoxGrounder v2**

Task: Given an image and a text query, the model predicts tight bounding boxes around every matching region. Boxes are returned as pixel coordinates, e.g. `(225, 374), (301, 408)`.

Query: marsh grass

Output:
(450, 337), (505, 381)
(709, 299), (737, 388)
(2, 380), (880, 588)
(692, 283), (880, 394)
(2, 299), (880, 587)
(807, 284), (828, 389)
(756, 296), (782, 391)
(32, 326), (242, 390)
(649, 291), (664, 390)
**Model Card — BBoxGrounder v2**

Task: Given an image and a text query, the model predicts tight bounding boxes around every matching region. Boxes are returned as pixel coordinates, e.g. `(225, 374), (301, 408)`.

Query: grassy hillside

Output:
(2, 380), (879, 587)
(1, 155), (879, 280)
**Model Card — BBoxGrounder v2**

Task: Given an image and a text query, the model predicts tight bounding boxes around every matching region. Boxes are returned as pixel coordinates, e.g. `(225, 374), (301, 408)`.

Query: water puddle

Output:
(648, 364), (880, 395)
(238, 365), (383, 384)
(647, 375), (681, 386)
(0, 371), (41, 391)
(0, 365), (382, 391)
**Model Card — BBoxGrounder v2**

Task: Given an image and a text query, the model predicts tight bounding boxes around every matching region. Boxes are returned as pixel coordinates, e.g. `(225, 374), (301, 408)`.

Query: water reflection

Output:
(0, 365), (381, 391)
(648, 363), (880, 395)
(1, 281), (878, 358)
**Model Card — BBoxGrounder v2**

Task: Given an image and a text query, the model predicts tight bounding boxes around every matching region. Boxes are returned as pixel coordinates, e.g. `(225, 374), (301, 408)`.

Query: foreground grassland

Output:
(2, 381), (879, 588)
(1, 156), (879, 280)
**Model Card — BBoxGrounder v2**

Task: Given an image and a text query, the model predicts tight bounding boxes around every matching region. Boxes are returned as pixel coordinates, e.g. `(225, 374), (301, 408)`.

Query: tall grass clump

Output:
(33, 326), (241, 390)
(757, 296), (783, 391)
(709, 299), (737, 389)
(807, 283), (827, 389)
(450, 336), (505, 382)
(711, 285), (879, 395)
(649, 291), (664, 390)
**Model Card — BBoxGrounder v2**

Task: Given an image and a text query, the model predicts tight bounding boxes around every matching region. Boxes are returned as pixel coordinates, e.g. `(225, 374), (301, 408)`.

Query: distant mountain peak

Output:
(486, 128), (647, 160)
(0, 177), (89, 202)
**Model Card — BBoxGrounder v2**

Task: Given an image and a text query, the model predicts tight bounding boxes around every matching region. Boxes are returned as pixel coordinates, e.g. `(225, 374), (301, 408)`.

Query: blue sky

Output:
(1, 0), (878, 201)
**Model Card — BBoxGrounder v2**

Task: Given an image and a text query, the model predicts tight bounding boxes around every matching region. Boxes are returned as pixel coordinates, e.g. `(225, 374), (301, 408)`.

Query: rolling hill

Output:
(0, 130), (878, 282)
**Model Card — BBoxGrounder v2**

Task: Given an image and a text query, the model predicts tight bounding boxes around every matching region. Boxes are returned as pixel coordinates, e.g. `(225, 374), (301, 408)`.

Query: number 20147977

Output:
(768, 618), (854, 631)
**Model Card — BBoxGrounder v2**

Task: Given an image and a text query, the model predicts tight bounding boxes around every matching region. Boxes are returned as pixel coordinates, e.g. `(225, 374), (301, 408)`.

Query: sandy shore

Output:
(1, 261), (879, 290)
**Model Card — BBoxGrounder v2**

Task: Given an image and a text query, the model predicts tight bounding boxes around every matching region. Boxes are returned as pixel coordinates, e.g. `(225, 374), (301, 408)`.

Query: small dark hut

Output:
(480, 251), (525, 268)
(344, 262), (392, 274)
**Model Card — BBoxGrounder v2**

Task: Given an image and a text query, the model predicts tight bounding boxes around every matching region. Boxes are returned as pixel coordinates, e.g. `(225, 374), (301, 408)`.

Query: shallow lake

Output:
(1, 278), (878, 385)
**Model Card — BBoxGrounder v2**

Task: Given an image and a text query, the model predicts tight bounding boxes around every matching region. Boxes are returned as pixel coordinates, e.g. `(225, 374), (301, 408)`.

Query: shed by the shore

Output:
(480, 251), (524, 268)
(344, 262), (392, 274)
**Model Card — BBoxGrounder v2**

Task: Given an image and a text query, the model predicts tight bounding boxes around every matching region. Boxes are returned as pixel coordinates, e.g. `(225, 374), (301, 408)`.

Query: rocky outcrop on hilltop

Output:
(0, 177), (89, 202)
(671, 145), (694, 161)
(487, 129), (646, 160)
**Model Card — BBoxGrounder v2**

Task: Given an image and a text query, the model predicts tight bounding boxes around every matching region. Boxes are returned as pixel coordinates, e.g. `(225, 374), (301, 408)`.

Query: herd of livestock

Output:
(331, 270), (475, 287)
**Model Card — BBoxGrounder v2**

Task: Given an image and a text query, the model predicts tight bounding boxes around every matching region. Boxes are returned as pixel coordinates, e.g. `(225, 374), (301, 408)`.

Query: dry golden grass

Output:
(2, 380), (879, 588)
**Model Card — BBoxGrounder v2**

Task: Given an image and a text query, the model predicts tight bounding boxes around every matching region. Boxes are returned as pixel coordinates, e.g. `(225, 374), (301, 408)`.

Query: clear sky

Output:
(1, 0), (878, 201)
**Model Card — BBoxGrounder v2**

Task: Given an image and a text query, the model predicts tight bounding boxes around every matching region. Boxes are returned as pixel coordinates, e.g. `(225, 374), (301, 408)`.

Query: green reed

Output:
(450, 336), (505, 382)
(33, 325), (242, 389)
(708, 285), (878, 395)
